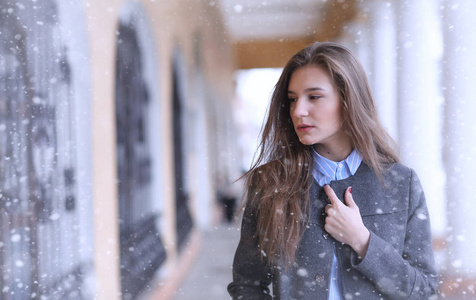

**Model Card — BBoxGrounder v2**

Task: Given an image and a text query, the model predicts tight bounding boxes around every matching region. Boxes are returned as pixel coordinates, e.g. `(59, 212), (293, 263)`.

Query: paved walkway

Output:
(168, 222), (467, 300)
(171, 222), (241, 300)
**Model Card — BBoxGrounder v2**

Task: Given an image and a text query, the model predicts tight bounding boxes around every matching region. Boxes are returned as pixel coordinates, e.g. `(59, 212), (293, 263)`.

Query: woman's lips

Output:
(296, 124), (313, 132)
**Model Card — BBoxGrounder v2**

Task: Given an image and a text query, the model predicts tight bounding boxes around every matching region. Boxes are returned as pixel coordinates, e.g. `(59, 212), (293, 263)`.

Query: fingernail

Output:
(349, 186), (353, 194)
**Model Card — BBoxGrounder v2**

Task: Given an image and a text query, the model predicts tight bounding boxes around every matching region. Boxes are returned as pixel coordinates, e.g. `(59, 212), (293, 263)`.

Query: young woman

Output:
(228, 42), (438, 299)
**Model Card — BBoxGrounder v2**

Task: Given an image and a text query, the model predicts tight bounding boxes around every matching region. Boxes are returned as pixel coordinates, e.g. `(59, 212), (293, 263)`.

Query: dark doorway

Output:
(115, 19), (166, 299)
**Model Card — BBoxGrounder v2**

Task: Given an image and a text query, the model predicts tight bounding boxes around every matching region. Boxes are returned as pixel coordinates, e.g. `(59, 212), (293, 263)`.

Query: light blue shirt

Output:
(311, 148), (363, 300)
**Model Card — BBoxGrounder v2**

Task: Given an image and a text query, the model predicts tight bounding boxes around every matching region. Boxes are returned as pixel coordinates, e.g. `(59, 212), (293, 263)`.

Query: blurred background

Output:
(0, 0), (475, 299)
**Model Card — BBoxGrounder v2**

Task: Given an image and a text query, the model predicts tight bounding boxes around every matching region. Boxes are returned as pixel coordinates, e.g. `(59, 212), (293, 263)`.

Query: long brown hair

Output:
(242, 42), (399, 267)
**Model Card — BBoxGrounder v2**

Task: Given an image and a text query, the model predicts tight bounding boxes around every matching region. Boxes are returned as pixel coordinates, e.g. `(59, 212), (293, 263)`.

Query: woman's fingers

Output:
(323, 184), (340, 206)
(324, 185), (357, 210)
(323, 186), (370, 257)
(325, 205), (336, 216)
(344, 186), (356, 208)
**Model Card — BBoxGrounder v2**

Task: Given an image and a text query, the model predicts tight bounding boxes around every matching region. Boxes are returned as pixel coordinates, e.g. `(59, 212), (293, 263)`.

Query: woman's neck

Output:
(314, 140), (353, 162)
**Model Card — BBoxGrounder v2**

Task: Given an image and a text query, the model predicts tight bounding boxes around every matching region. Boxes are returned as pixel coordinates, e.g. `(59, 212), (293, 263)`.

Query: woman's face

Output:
(288, 65), (350, 158)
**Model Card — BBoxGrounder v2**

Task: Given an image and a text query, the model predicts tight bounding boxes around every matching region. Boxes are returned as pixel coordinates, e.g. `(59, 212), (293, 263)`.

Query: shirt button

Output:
(315, 274), (325, 282)
(323, 233), (329, 240)
(338, 163), (343, 168)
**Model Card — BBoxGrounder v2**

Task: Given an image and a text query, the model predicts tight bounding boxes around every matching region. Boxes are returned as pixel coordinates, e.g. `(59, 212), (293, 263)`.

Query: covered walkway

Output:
(1, 0), (476, 299)
(172, 223), (240, 300)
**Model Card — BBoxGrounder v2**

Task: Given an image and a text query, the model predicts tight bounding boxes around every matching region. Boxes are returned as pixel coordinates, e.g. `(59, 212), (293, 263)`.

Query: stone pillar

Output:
(396, 0), (446, 236)
(341, 1), (397, 139)
(442, 0), (476, 276)
(337, 9), (372, 77)
(367, 0), (398, 139)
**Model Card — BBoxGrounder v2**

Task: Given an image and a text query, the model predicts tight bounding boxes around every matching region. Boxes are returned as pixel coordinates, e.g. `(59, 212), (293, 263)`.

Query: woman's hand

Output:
(324, 185), (370, 259)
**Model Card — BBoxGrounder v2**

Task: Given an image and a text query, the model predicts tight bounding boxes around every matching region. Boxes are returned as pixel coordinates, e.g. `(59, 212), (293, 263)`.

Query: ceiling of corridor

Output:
(216, 0), (356, 68)
(218, 0), (328, 41)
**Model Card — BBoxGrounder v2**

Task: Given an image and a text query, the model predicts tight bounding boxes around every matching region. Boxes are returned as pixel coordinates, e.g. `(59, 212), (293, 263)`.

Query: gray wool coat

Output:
(228, 162), (438, 299)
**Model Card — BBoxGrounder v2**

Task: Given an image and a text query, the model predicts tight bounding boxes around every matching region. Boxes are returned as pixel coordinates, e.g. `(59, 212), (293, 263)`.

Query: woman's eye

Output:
(288, 97), (297, 102)
(310, 95), (322, 100)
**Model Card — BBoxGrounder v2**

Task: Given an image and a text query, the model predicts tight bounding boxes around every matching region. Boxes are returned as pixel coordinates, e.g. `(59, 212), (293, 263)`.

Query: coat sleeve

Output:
(227, 201), (274, 299)
(350, 169), (438, 299)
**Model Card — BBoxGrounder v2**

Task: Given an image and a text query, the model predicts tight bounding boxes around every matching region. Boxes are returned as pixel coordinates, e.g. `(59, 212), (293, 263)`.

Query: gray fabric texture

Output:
(227, 162), (438, 300)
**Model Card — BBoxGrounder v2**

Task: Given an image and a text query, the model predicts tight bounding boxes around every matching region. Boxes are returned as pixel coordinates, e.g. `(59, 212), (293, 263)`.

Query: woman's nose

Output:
(292, 98), (308, 118)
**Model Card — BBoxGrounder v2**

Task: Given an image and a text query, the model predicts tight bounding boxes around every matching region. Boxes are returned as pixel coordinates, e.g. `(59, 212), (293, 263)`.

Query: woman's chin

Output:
(298, 138), (316, 146)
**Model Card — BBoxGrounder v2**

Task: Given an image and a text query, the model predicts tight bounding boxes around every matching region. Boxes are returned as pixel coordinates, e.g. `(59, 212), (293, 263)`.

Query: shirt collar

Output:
(311, 148), (363, 185)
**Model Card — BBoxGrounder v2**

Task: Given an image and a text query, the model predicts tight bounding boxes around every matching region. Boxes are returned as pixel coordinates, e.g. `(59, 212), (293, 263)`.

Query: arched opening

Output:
(114, 5), (166, 298)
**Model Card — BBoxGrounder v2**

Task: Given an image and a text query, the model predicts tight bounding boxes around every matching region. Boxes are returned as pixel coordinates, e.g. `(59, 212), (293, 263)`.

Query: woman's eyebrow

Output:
(287, 87), (327, 94)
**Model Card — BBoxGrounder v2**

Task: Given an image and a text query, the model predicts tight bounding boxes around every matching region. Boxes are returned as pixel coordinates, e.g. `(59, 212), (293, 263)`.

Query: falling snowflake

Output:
(10, 234), (21, 242)
(297, 268), (308, 277)
(417, 213), (427, 220)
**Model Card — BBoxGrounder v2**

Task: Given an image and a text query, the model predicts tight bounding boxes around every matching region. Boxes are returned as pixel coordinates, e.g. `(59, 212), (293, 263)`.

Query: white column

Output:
(337, 14), (372, 79)
(396, 0), (446, 236)
(442, 0), (476, 275)
(367, 0), (398, 140)
(192, 72), (214, 229)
